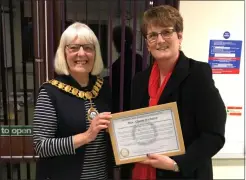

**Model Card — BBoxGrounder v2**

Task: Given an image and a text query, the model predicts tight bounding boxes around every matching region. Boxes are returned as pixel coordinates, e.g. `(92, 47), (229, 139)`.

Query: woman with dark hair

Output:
(130, 5), (226, 180)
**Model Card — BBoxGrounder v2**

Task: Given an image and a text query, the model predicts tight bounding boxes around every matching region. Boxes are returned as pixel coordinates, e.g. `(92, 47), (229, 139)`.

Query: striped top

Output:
(33, 88), (108, 180)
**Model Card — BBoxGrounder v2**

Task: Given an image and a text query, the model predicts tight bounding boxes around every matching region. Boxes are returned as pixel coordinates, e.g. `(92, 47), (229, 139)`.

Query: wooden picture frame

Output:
(108, 102), (185, 165)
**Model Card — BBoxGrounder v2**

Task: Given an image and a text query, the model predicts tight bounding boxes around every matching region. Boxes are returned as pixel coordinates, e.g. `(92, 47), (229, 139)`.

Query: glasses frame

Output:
(66, 44), (95, 53)
(146, 28), (176, 43)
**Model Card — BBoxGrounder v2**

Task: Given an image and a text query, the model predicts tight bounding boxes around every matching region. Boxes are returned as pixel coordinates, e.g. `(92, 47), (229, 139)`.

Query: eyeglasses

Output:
(66, 44), (95, 53)
(146, 28), (176, 43)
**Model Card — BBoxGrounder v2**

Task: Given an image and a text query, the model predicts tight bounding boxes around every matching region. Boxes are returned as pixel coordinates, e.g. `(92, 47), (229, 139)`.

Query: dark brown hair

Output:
(141, 5), (183, 37)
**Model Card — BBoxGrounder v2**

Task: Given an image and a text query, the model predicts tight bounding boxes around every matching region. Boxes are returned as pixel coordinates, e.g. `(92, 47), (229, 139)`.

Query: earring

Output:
(179, 44), (182, 50)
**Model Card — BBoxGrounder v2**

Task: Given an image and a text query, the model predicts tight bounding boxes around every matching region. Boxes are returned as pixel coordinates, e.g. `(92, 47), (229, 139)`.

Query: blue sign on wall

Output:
(208, 40), (242, 74)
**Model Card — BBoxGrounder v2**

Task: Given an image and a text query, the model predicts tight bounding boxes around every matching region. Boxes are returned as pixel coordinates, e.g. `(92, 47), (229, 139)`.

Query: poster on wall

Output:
(208, 31), (242, 74)
(208, 30), (244, 159)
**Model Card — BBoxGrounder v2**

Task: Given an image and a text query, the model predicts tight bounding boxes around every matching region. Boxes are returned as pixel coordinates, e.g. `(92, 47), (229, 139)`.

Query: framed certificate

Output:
(108, 102), (185, 165)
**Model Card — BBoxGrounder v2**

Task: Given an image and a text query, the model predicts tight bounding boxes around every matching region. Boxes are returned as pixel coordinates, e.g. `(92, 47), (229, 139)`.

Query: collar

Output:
(55, 74), (97, 91)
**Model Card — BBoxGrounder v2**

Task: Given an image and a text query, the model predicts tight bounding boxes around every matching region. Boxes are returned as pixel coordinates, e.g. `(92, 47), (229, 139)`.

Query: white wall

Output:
(179, 1), (245, 179)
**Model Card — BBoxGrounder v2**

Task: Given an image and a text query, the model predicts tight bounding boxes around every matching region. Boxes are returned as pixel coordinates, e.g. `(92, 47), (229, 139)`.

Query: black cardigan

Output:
(35, 75), (114, 180)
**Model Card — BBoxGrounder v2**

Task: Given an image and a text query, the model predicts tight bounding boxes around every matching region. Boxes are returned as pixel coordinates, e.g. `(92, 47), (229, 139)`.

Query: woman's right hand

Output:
(85, 112), (112, 143)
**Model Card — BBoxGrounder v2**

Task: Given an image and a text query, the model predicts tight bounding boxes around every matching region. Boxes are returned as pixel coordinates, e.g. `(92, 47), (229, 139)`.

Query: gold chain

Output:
(47, 77), (103, 100)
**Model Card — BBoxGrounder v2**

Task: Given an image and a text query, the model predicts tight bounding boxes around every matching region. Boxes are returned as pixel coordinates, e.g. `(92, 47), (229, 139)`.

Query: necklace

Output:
(47, 77), (103, 121)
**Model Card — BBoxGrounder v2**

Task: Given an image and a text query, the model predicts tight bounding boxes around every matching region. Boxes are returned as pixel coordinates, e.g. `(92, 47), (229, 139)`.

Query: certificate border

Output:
(108, 102), (185, 165)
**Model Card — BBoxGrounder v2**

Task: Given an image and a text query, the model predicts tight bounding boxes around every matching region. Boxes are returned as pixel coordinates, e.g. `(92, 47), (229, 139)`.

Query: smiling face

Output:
(65, 36), (95, 75)
(141, 5), (184, 63)
(146, 25), (182, 62)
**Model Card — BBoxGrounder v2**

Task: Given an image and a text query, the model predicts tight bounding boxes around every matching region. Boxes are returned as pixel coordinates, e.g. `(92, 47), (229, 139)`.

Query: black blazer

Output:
(130, 51), (226, 180)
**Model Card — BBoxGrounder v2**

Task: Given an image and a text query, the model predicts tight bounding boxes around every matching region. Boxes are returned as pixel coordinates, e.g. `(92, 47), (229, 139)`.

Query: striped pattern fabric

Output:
(33, 88), (108, 180)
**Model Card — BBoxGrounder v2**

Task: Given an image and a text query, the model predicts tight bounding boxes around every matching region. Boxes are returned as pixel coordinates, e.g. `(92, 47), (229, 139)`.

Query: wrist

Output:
(73, 132), (89, 149)
(84, 131), (91, 144)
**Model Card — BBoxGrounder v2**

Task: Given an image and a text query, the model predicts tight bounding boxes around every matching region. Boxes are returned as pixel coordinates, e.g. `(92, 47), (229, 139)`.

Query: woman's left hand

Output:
(140, 154), (175, 171)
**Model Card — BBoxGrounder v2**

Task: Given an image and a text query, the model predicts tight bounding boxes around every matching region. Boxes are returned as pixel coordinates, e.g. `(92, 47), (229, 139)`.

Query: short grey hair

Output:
(54, 22), (104, 75)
